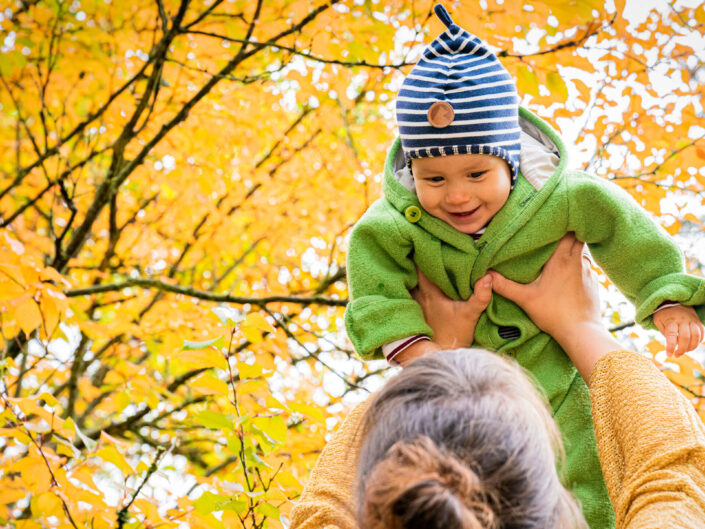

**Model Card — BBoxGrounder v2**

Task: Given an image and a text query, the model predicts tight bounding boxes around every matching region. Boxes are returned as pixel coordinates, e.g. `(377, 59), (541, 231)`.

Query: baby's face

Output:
(411, 153), (511, 234)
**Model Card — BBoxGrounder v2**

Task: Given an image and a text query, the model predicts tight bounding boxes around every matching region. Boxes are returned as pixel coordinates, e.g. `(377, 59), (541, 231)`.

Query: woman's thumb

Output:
(470, 275), (493, 310)
(487, 271), (526, 304)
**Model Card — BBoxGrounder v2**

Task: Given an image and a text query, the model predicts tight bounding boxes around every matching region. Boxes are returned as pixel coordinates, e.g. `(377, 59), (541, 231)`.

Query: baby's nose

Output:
(446, 186), (471, 204)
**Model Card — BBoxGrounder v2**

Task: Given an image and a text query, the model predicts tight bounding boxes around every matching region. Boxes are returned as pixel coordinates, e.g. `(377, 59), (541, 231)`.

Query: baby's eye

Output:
(426, 176), (445, 183)
(468, 171), (486, 179)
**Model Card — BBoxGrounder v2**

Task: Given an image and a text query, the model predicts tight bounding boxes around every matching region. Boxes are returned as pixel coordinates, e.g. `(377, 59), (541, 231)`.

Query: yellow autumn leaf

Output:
(39, 392), (59, 408)
(56, 442), (76, 458)
(0, 280), (24, 301)
(646, 339), (664, 356)
(237, 361), (263, 379)
(190, 372), (230, 396)
(243, 312), (274, 333)
(515, 65), (539, 97)
(176, 348), (225, 369)
(241, 312), (275, 343)
(242, 325), (265, 344)
(0, 485), (26, 505)
(289, 402), (326, 424)
(100, 430), (131, 448)
(30, 491), (63, 519)
(546, 72), (568, 102)
(662, 368), (700, 389)
(15, 297), (42, 335)
(664, 219), (681, 236)
(0, 263), (25, 284)
(665, 354), (704, 378)
(275, 470), (302, 491)
(95, 445), (134, 475)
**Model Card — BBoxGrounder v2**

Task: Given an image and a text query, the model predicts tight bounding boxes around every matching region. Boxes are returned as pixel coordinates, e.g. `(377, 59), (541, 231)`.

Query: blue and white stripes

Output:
(396, 4), (521, 184)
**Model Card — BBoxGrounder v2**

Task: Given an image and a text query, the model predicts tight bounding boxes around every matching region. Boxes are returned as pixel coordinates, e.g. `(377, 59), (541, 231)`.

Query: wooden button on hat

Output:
(427, 101), (454, 128)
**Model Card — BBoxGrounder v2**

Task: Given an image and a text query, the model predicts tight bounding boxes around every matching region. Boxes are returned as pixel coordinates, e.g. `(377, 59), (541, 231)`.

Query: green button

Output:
(404, 205), (422, 223)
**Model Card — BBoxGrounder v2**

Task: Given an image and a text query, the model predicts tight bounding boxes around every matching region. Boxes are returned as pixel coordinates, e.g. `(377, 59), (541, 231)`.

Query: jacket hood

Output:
(382, 106), (569, 252)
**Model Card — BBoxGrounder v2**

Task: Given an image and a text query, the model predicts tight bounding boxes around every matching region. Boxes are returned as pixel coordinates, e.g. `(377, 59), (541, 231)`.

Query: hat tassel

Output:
(433, 4), (455, 29)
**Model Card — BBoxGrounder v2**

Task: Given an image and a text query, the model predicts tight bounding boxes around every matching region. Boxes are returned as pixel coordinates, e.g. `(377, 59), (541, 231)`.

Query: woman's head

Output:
(356, 349), (586, 529)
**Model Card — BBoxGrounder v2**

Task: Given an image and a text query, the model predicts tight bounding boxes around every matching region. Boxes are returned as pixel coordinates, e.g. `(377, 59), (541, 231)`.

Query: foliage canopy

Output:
(1, 0), (704, 527)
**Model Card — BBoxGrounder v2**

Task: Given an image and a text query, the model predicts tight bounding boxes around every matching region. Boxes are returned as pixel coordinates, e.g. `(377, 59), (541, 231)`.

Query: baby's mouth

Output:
(448, 206), (480, 218)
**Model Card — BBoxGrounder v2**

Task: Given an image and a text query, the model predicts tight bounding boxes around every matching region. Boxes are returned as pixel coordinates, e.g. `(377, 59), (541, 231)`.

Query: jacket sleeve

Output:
(589, 350), (705, 528)
(289, 401), (369, 529)
(567, 173), (705, 328)
(345, 203), (432, 360)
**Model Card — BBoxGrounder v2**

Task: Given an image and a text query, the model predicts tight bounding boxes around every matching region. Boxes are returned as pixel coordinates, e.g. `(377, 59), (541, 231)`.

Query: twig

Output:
(116, 446), (168, 529)
(0, 394), (81, 529)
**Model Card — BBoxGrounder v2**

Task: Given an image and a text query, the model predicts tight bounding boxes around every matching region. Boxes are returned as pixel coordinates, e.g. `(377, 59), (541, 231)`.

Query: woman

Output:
(290, 235), (705, 528)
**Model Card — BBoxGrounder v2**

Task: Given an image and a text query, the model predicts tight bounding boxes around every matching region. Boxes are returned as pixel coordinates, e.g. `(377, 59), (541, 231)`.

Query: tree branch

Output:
(183, 30), (414, 70)
(65, 277), (347, 306)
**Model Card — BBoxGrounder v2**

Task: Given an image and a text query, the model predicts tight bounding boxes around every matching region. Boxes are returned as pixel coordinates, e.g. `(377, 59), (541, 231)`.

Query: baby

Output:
(345, 5), (705, 529)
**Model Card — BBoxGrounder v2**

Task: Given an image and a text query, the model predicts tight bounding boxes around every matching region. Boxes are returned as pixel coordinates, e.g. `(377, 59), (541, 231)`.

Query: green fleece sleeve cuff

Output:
(345, 297), (432, 360)
(635, 272), (705, 328)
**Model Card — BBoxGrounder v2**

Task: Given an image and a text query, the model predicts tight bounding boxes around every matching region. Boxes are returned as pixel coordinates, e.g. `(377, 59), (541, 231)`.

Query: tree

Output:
(0, 0), (704, 527)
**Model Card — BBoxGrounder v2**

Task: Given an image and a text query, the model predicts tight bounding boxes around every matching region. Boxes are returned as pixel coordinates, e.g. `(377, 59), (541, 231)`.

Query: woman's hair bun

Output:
(360, 437), (498, 529)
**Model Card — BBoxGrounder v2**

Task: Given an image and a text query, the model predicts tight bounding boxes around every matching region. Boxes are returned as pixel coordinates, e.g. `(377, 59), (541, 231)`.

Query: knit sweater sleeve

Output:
(289, 401), (368, 529)
(345, 201), (432, 360)
(589, 350), (705, 529)
(567, 173), (705, 328)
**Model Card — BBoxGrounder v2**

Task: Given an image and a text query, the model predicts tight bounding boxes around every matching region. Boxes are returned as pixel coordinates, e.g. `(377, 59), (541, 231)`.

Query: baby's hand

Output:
(653, 305), (704, 357)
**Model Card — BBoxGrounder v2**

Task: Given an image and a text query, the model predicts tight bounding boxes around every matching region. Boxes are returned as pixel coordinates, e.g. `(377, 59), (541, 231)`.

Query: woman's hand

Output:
(412, 270), (493, 349)
(392, 270), (493, 367)
(489, 233), (621, 384)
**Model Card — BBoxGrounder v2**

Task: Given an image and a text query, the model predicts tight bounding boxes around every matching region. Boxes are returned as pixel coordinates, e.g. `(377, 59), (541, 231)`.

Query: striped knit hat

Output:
(396, 4), (521, 184)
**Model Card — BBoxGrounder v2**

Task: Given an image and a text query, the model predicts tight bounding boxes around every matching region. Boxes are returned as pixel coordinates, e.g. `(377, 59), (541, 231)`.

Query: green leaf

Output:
(250, 424), (278, 455)
(257, 502), (280, 520)
(0, 52), (27, 77)
(245, 445), (272, 469)
(227, 433), (243, 455)
(252, 416), (287, 444)
(222, 498), (248, 513)
(183, 336), (224, 350)
(193, 491), (230, 515)
(196, 410), (234, 431)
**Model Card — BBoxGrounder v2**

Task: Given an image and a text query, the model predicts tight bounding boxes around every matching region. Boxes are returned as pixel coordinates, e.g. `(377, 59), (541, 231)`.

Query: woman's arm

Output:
(589, 350), (705, 528)
(289, 402), (369, 529)
(488, 233), (705, 528)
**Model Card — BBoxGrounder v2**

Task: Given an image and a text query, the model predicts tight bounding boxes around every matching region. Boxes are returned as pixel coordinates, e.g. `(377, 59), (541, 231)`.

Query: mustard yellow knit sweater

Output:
(290, 350), (705, 529)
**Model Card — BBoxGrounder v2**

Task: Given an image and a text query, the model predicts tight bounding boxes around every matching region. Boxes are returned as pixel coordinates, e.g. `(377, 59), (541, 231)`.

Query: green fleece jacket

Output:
(344, 107), (705, 529)
(345, 107), (705, 358)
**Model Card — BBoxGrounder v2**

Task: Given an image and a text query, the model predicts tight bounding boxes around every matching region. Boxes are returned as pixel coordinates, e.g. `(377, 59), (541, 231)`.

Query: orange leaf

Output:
(15, 298), (42, 336)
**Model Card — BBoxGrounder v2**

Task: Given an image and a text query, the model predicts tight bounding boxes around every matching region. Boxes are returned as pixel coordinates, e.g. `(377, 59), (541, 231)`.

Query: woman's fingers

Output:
(486, 270), (526, 304)
(555, 231), (578, 255)
(416, 268), (431, 289)
(416, 269), (443, 296)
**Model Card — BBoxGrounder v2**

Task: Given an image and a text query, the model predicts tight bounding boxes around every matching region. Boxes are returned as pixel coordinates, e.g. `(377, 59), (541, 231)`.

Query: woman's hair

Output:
(355, 349), (587, 529)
